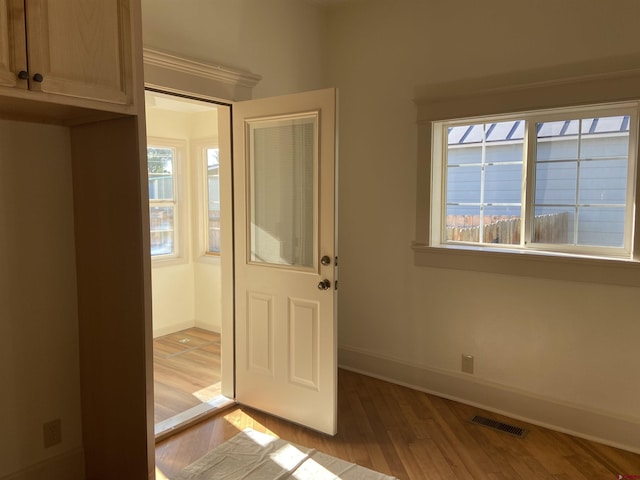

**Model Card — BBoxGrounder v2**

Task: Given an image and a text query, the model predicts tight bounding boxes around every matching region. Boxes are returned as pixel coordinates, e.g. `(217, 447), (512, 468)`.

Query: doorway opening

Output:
(145, 89), (233, 438)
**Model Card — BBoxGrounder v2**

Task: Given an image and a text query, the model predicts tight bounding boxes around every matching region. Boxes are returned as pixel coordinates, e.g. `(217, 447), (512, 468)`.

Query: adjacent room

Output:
(144, 90), (233, 435)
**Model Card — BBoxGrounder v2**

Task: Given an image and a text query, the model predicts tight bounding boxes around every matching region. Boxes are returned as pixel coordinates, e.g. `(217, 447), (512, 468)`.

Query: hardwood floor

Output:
(153, 328), (221, 424)
(156, 369), (640, 479)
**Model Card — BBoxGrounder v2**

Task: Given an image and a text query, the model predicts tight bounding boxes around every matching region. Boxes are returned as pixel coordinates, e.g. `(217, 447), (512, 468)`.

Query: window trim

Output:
(191, 137), (222, 263)
(433, 103), (638, 259)
(147, 136), (188, 265)
(413, 64), (640, 286)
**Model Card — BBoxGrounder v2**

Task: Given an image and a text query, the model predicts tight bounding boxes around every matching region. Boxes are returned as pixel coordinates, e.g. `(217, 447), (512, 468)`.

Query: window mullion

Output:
(479, 125), (487, 242)
(574, 120), (583, 246)
(522, 120), (535, 248)
(627, 110), (639, 258)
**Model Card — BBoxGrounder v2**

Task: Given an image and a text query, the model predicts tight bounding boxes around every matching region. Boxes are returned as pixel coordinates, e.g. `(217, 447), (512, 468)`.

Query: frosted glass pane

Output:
(249, 115), (316, 268)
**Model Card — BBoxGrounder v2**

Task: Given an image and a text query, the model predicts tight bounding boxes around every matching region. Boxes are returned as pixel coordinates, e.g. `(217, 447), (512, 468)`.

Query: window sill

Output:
(197, 253), (221, 265)
(151, 255), (188, 268)
(412, 243), (640, 287)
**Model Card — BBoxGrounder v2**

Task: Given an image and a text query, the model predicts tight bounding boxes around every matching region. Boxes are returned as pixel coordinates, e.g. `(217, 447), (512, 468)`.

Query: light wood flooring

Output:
(153, 328), (221, 424)
(156, 369), (640, 479)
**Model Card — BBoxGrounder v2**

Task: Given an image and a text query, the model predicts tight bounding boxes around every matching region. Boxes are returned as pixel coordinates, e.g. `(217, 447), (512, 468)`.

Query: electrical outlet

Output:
(461, 354), (474, 374)
(43, 419), (62, 448)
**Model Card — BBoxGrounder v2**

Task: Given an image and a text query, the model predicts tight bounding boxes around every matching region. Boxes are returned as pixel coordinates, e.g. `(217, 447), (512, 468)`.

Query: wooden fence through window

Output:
(446, 212), (569, 244)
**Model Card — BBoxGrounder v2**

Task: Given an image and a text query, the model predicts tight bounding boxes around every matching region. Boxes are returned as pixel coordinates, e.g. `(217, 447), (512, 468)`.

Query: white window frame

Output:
(432, 103), (638, 259)
(413, 67), (640, 287)
(191, 138), (221, 263)
(147, 137), (188, 264)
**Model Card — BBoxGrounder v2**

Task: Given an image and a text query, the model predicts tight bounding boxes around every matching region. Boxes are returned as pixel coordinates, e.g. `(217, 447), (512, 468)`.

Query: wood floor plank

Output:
(153, 327), (222, 423)
(387, 430), (428, 480)
(578, 438), (640, 476)
(155, 369), (640, 480)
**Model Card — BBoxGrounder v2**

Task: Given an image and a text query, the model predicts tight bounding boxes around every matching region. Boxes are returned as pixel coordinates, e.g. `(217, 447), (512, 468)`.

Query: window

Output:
(147, 139), (184, 258)
(433, 103), (638, 259)
(206, 147), (221, 254)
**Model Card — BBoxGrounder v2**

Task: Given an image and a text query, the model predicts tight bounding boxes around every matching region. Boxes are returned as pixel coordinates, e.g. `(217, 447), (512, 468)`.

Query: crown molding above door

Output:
(143, 48), (262, 102)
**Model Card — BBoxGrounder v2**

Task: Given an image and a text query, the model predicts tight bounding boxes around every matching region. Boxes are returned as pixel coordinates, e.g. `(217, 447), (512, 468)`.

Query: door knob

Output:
(321, 255), (331, 266)
(33, 73), (44, 83)
(317, 279), (331, 290)
(17, 70), (28, 80)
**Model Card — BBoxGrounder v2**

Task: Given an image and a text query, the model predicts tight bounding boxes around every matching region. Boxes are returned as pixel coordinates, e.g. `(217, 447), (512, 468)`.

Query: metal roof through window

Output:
(448, 116), (629, 145)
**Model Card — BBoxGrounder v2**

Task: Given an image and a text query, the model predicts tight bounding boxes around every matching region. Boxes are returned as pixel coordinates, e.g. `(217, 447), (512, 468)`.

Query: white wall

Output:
(141, 0), (327, 99)
(141, 0), (640, 451)
(0, 120), (83, 477)
(326, 0), (640, 450)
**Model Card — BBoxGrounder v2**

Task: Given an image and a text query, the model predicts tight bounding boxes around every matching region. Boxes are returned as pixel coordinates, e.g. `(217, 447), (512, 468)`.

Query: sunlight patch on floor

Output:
(155, 466), (170, 480)
(192, 382), (222, 402)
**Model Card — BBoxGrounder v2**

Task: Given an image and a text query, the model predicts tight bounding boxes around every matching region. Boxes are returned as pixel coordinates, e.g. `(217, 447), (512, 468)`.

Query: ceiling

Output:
(145, 90), (219, 113)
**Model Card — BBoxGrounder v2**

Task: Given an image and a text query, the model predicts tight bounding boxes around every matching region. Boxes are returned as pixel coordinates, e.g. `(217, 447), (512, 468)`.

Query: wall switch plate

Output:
(43, 419), (62, 448)
(462, 354), (474, 374)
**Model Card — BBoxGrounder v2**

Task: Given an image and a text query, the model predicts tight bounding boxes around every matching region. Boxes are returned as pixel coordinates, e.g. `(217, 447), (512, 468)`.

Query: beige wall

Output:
(0, 120), (83, 476)
(327, 0), (640, 450)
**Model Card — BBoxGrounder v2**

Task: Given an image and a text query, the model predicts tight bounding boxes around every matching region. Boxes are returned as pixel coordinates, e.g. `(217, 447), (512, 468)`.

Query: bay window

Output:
(147, 138), (185, 259)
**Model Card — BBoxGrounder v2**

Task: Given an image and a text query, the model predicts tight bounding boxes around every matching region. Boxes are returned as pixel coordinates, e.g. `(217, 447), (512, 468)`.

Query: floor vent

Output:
(470, 415), (528, 438)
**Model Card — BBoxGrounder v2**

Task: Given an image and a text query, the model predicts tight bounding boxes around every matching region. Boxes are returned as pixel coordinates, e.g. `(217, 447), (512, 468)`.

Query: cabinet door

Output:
(0, 0), (27, 89)
(24, 0), (133, 104)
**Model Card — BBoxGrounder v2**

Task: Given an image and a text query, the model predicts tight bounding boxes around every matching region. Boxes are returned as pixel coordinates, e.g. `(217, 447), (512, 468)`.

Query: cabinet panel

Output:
(25, 0), (132, 105)
(0, 0), (26, 88)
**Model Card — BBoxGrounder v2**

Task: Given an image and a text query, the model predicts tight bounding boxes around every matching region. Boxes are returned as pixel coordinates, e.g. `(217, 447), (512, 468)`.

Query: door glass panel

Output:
(248, 114), (317, 268)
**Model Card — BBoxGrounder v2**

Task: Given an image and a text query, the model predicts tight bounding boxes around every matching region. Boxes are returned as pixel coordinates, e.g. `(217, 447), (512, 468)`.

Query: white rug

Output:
(171, 428), (398, 480)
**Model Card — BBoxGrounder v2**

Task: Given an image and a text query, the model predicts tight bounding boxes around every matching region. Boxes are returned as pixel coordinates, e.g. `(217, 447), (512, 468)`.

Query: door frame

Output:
(144, 86), (237, 428)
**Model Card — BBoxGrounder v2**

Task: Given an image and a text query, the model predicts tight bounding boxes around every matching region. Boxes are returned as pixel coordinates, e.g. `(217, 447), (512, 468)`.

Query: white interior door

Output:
(233, 88), (338, 435)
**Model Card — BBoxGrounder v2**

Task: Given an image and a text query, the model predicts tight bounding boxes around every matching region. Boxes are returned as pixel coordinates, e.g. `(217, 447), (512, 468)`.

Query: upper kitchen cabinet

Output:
(0, 0), (26, 89)
(0, 0), (140, 122)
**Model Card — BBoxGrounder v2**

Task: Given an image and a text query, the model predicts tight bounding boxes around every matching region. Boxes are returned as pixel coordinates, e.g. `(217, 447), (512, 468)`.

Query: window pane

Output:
(533, 114), (630, 248)
(581, 135), (629, 159)
(150, 206), (175, 256)
(445, 206), (481, 242)
(483, 206), (521, 244)
(485, 142), (523, 163)
(486, 121), (520, 143)
(577, 207), (625, 247)
(460, 124), (484, 143)
(447, 145), (481, 165)
(249, 116), (316, 268)
(535, 162), (577, 205)
(485, 163), (522, 204)
(148, 147), (174, 200)
(445, 121), (524, 245)
(537, 137), (579, 161)
(579, 159), (627, 205)
(446, 165), (481, 203)
(533, 206), (575, 244)
(207, 148), (221, 254)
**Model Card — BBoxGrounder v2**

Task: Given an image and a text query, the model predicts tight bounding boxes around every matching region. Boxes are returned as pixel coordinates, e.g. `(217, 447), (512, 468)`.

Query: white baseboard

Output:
(194, 320), (221, 334)
(152, 320), (195, 338)
(339, 345), (640, 454)
(153, 321), (221, 338)
(1, 448), (84, 480)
